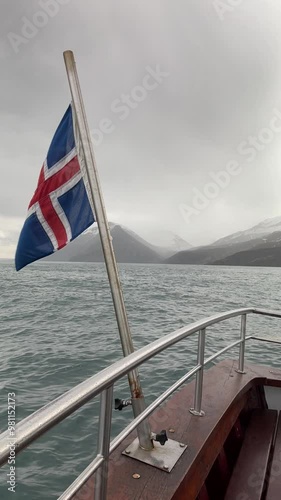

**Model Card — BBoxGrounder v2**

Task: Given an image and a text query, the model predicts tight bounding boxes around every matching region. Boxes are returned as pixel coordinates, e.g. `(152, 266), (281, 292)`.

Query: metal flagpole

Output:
(63, 50), (153, 451)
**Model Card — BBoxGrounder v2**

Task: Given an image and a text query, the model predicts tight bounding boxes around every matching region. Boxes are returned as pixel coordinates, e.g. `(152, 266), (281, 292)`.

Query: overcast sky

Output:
(1, 0), (281, 257)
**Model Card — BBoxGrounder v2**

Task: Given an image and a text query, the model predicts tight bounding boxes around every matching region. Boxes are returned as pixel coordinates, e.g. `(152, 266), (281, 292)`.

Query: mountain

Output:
(138, 230), (192, 259)
(213, 247), (281, 267)
(165, 236), (272, 265)
(213, 231), (281, 266)
(120, 227), (173, 259)
(47, 223), (162, 264)
(46, 216), (281, 267)
(211, 216), (281, 247)
(166, 217), (281, 266)
(166, 235), (281, 265)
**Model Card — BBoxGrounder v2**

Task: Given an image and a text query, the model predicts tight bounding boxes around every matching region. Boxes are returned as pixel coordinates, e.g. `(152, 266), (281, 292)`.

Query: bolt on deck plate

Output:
(122, 438), (187, 472)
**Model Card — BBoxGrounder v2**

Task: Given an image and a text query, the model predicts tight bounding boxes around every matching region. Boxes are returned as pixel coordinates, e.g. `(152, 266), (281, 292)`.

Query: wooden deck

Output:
(73, 359), (281, 500)
(265, 414), (281, 499)
(225, 409), (278, 499)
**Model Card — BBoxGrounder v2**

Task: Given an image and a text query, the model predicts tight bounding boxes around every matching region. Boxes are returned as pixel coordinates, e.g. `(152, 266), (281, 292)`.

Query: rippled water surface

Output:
(1, 261), (281, 499)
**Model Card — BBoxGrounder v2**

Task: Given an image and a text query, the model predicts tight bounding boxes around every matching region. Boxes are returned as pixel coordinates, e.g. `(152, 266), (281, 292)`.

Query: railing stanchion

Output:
(237, 314), (247, 374)
(95, 386), (113, 500)
(190, 328), (206, 416)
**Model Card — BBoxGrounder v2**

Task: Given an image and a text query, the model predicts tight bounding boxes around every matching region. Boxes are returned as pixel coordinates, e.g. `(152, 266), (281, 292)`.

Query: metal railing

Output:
(1, 307), (281, 499)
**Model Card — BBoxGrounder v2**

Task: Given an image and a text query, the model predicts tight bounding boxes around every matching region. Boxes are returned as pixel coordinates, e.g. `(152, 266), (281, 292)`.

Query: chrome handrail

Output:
(1, 306), (281, 500)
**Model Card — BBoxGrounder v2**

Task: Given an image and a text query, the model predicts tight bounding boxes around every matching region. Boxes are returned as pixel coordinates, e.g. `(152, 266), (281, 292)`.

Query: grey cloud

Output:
(1, 0), (281, 252)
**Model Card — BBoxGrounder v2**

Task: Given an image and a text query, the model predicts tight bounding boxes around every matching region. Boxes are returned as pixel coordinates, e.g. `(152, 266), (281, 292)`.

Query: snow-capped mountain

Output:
(47, 222), (163, 263)
(138, 230), (192, 257)
(84, 224), (192, 259)
(46, 221), (193, 264)
(212, 216), (281, 247)
(166, 216), (281, 266)
(84, 221), (117, 237)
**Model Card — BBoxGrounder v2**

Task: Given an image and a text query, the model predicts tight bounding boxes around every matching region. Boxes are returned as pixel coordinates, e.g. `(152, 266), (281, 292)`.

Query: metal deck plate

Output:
(122, 438), (187, 472)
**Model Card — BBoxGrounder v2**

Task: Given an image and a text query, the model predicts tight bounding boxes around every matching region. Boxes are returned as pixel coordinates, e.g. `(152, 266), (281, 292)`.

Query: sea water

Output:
(0, 261), (281, 499)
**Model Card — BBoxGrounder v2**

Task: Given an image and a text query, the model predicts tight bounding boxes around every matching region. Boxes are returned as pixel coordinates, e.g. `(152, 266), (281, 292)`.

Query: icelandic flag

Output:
(15, 105), (95, 271)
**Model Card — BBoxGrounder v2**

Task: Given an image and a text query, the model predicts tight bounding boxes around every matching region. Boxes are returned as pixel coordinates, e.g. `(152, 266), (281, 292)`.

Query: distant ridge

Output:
(165, 216), (281, 267)
(213, 231), (281, 266)
(45, 216), (281, 267)
(71, 224), (161, 263)
(46, 223), (191, 264)
(212, 216), (281, 247)
(213, 246), (281, 267)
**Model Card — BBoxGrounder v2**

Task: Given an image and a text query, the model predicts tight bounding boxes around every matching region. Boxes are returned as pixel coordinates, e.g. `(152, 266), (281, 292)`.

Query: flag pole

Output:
(63, 50), (153, 451)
